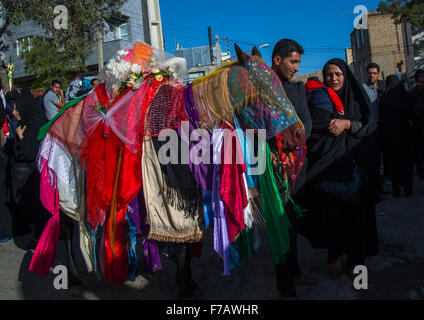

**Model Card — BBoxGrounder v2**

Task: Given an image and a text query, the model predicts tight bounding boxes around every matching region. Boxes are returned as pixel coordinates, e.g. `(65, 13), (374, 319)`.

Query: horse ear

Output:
(234, 43), (250, 66)
(252, 46), (262, 58)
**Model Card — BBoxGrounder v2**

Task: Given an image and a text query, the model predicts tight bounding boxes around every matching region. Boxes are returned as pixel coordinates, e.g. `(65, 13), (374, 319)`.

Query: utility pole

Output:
(208, 26), (214, 65)
(97, 21), (104, 73)
(215, 35), (221, 66)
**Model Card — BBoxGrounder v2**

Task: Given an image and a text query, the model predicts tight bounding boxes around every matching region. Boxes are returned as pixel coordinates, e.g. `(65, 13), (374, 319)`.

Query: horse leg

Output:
(59, 211), (82, 287)
(174, 243), (198, 299)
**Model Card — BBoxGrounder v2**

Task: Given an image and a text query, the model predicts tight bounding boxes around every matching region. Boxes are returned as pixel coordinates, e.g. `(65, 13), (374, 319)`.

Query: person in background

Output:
(380, 75), (414, 197)
(91, 78), (98, 89)
(409, 69), (424, 180)
(8, 88), (49, 249)
(43, 80), (65, 121)
(0, 81), (7, 147)
(301, 58), (379, 282)
(270, 38), (315, 300)
(0, 80), (12, 242)
(76, 77), (97, 97)
(65, 75), (82, 101)
(362, 63), (385, 201)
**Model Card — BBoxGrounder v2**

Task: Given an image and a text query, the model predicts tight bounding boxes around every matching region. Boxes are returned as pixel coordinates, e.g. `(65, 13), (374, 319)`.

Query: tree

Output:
(20, 36), (86, 89)
(1, 0), (126, 55)
(1, 0), (126, 88)
(379, 0), (424, 28)
(0, 1), (32, 53)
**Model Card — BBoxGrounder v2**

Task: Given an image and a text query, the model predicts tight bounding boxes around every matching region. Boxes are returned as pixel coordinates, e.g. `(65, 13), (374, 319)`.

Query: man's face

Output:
(272, 52), (302, 81)
(367, 68), (379, 84)
(51, 83), (61, 95)
(417, 76), (424, 92)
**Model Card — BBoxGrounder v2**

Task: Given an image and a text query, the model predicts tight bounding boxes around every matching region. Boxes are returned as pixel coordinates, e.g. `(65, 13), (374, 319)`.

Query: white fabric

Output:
(82, 80), (148, 154)
(38, 134), (95, 272)
(242, 173), (254, 229)
(39, 134), (79, 220)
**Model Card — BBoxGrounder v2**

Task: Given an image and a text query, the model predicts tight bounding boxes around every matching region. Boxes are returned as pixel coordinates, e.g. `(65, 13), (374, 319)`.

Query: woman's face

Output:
(325, 64), (345, 92)
(13, 105), (21, 121)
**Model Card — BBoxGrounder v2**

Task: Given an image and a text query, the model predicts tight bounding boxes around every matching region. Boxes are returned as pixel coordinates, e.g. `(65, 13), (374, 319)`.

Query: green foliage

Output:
(1, 0), (126, 88)
(20, 36), (87, 89)
(379, 0), (424, 28)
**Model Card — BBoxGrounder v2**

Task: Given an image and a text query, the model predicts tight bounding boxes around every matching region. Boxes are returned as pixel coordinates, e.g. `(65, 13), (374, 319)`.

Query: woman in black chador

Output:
(7, 88), (49, 248)
(299, 58), (379, 279)
(380, 75), (414, 197)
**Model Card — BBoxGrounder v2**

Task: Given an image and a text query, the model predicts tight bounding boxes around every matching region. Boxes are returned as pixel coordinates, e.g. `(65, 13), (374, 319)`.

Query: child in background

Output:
(305, 77), (345, 118)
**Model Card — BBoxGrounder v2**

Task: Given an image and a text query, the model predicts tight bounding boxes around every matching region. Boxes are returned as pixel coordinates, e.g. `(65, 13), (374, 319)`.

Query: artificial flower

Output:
(152, 68), (160, 75)
(131, 64), (142, 74)
(155, 75), (164, 82)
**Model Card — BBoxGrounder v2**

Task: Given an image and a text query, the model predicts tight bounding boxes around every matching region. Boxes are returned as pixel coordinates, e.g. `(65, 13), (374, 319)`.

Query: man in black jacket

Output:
(270, 39), (315, 299)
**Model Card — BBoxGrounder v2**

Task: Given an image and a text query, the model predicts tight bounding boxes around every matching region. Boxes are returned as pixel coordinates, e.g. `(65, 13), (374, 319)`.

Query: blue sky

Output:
(160, 0), (382, 74)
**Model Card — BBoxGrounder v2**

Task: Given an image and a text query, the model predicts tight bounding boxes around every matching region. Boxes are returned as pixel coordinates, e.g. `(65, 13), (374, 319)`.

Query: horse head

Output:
(229, 44), (305, 149)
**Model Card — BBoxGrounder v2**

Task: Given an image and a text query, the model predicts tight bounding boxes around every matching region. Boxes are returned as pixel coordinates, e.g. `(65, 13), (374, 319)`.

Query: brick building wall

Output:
(350, 10), (415, 82)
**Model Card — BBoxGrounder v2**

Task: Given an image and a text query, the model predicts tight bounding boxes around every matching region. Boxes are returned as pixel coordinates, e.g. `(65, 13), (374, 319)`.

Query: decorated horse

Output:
(29, 41), (305, 298)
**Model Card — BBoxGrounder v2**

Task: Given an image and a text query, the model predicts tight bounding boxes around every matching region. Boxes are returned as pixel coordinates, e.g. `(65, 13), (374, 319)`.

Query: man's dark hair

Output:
(272, 39), (304, 61)
(415, 69), (424, 81)
(90, 78), (97, 86)
(366, 63), (380, 73)
(51, 80), (62, 87)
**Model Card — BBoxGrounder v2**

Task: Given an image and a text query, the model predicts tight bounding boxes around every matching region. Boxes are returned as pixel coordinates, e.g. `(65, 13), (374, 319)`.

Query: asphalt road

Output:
(1, 177), (423, 300)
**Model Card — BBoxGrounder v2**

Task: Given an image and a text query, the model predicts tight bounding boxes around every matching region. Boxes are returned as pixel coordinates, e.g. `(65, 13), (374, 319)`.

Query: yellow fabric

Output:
(192, 68), (233, 130)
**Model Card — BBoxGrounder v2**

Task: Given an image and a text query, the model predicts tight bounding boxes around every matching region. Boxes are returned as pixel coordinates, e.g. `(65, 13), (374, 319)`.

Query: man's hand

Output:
(328, 119), (351, 137)
(16, 125), (27, 140)
(56, 89), (66, 109)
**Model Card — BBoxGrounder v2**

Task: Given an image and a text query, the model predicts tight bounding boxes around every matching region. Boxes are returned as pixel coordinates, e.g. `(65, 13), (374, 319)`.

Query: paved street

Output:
(1, 177), (424, 300)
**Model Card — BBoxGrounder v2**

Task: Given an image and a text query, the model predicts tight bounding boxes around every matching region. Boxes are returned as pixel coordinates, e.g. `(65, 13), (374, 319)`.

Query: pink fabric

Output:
(219, 129), (248, 242)
(29, 158), (61, 277)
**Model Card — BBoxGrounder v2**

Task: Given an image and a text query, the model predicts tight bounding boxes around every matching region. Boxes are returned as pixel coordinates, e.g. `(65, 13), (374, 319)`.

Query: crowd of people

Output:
(0, 76), (97, 247)
(0, 39), (423, 300)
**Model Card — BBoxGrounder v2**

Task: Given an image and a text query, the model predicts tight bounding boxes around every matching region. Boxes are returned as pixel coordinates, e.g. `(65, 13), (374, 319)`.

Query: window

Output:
(16, 36), (33, 56)
(188, 72), (205, 82)
(119, 23), (129, 41)
(103, 22), (129, 42)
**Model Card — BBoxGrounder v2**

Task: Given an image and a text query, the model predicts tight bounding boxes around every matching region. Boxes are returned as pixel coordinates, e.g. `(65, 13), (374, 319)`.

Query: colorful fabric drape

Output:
(142, 136), (205, 243)
(258, 142), (291, 264)
(38, 95), (87, 141)
(219, 128), (248, 243)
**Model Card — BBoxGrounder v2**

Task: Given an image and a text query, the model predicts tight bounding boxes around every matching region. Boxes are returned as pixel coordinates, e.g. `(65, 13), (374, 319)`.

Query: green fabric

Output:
(235, 227), (257, 263)
(274, 166), (308, 221)
(38, 96), (85, 141)
(258, 142), (291, 265)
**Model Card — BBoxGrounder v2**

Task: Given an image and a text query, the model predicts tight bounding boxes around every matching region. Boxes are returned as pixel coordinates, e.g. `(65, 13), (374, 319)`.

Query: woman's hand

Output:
(271, 151), (289, 167)
(328, 119), (350, 137)
(16, 125), (26, 140)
